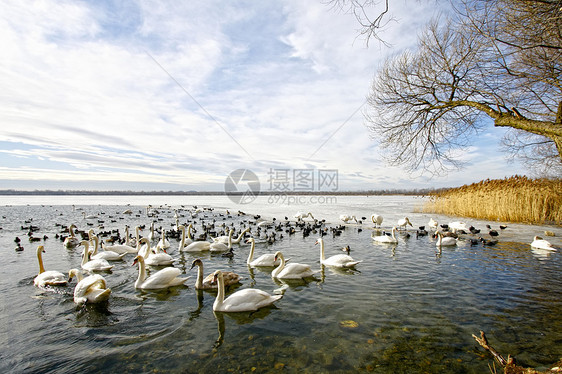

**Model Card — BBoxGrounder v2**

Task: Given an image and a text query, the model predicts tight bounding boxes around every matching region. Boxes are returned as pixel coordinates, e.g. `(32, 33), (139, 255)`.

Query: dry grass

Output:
(423, 176), (562, 225)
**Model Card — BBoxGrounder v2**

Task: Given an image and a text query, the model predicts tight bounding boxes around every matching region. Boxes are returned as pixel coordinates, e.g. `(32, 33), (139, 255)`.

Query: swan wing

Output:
(181, 241), (211, 252)
(250, 254), (279, 267)
(34, 271), (67, 287)
(277, 263), (315, 279)
(323, 254), (361, 268)
(221, 289), (282, 312)
(140, 267), (188, 289)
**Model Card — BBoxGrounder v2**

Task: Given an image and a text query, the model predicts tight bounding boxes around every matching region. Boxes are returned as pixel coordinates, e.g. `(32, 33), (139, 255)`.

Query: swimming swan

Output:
(145, 242), (175, 266)
(272, 251), (316, 279)
(190, 259), (240, 290)
(436, 232), (457, 247)
(68, 268), (111, 304)
(90, 236), (127, 261)
(372, 227), (398, 244)
(246, 238), (281, 267)
(210, 230), (232, 253)
(212, 270), (282, 312)
(316, 238), (361, 268)
(178, 224), (194, 250)
(34, 245), (67, 287)
(80, 241), (113, 272)
(63, 224), (80, 249)
(132, 255), (189, 289)
(531, 236), (557, 251)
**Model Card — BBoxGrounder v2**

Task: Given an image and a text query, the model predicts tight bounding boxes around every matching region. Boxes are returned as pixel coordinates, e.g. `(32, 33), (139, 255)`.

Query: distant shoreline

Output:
(0, 189), (438, 196)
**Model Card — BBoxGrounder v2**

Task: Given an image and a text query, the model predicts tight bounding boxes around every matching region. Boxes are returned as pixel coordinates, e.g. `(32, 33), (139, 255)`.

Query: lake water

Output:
(0, 195), (560, 373)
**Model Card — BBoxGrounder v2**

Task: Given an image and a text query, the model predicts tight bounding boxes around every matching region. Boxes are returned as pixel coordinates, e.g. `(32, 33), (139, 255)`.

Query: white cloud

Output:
(0, 0), (529, 192)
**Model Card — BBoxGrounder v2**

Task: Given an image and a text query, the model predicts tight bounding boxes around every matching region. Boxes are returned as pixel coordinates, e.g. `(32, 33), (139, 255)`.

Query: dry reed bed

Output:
(423, 176), (562, 225)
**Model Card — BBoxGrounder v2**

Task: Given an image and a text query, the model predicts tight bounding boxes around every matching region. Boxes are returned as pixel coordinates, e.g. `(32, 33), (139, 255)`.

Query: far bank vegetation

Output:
(423, 176), (562, 225)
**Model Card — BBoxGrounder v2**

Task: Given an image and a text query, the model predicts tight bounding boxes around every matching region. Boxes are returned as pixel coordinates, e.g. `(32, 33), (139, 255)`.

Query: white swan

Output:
(212, 270), (282, 312)
(428, 218), (438, 230)
(210, 230), (232, 253)
(190, 259), (240, 290)
(294, 211), (314, 221)
(132, 255), (189, 290)
(340, 214), (357, 224)
(102, 240), (137, 255)
(63, 224), (80, 249)
(230, 227), (251, 244)
(531, 236), (557, 251)
(397, 217), (413, 230)
(80, 241), (113, 272)
(449, 221), (469, 233)
(82, 212), (98, 219)
(272, 251), (316, 279)
(316, 238), (361, 268)
(178, 224), (194, 250)
(148, 222), (156, 243)
(180, 240), (211, 252)
(212, 229), (234, 244)
(137, 237), (156, 259)
(145, 242), (175, 266)
(90, 236), (127, 261)
(372, 227), (398, 244)
(68, 268), (111, 304)
(34, 245), (67, 287)
(436, 232), (457, 247)
(156, 229), (170, 250)
(246, 238), (280, 267)
(371, 214), (383, 228)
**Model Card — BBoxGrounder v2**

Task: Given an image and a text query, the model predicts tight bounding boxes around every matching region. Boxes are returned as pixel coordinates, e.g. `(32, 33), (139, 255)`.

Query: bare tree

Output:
(359, 0), (562, 176)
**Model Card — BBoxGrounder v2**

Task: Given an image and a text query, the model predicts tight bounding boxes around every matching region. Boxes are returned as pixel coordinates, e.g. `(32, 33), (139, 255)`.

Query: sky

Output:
(0, 0), (526, 193)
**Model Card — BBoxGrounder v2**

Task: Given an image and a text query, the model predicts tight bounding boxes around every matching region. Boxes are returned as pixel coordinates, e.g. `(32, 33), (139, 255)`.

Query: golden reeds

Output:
(423, 176), (562, 225)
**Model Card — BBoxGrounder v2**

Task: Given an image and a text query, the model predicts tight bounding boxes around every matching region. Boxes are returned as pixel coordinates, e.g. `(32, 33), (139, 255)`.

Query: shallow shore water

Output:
(0, 195), (560, 373)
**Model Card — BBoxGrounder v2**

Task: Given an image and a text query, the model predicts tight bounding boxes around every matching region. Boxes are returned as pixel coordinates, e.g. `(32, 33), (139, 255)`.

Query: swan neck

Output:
(81, 244), (90, 266)
(36, 247), (45, 274)
(179, 226), (185, 249)
(195, 263), (203, 288)
(272, 254), (285, 277)
(91, 236), (99, 255)
(319, 241), (325, 261)
(214, 272), (225, 310)
(136, 257), (147, 285)
(247, 240), (255, 264)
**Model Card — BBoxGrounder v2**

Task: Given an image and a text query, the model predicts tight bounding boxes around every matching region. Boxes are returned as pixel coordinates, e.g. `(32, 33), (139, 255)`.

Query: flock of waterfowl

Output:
(23, 205), (559, 312)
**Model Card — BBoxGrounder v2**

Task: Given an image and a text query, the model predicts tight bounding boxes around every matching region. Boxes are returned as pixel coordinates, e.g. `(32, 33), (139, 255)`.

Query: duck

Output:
(272, 251), (317, 279)
(246, 238), (281, 267)
(372, 227), (398, 244)
(190, 259), (240, 290)
(34, 245), (67, 287)
(132, 255), (189, 290)
(340, 214), (357, 224)
(316, 238), (360, 268)
(80, 241), (113, 272)
(90, 235), (127, 261)
(397, 217), (413, 230)
(530, 236), (557, 251)
(63, 224), (80, 249)
(436, 232), (457, 247)
(145, 243), (175, 266)
(212, 270), (282, 312)
(371, 214), (383, 228)
(67, 268), (111, 304)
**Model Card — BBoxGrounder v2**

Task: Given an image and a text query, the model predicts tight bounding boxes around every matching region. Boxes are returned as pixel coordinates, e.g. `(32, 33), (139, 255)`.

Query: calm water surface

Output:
(0, 195), (560, 373)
